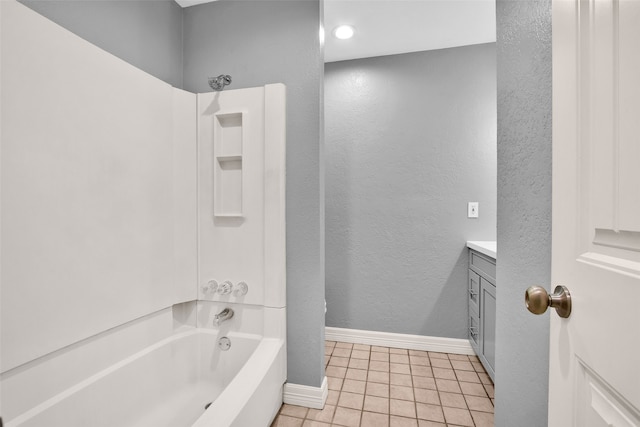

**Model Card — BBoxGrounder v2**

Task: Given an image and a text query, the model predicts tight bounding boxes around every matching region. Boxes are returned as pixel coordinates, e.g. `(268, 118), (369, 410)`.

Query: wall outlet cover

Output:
(468, 202), (479, 218)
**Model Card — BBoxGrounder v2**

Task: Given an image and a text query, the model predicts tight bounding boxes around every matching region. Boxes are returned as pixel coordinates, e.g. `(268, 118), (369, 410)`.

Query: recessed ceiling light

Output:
(333, 25), (355, 40)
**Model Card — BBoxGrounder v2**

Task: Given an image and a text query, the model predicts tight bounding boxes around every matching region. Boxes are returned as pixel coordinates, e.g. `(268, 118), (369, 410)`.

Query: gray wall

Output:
(183, 1), (325, 388)
(20, 0), (184, 88)
(325, 44), (497, 338)
(495, 1), (551, 426)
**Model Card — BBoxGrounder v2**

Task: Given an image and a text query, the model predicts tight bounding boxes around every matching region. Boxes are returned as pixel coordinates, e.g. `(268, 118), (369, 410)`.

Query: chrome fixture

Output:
(218, 336), (231, 351)
(217, 280), (232, 295)
(213, 307), (234, 326)
(208, 74), (232, 91)
(233, 281), (248, 297)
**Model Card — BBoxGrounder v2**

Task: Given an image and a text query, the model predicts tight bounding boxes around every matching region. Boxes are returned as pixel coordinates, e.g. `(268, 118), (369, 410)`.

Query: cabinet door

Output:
(480, 278), (496, 380)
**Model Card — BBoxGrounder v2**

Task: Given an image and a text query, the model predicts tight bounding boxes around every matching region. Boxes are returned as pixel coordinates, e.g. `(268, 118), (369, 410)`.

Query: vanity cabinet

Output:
(468, 249), (496, 382)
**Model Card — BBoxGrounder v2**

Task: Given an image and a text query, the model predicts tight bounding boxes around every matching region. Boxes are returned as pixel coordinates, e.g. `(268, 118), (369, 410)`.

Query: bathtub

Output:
(6, 329), (286, 427)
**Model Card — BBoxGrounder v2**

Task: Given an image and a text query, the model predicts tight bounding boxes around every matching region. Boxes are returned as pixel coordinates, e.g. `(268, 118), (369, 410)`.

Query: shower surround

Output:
(0, 1), (286, 426)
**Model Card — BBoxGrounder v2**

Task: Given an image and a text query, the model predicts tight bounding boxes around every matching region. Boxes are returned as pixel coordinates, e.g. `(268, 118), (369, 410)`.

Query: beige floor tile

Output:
(390, 398), (417, 418)
(364, 395), (390, 414)
(279, 404), (308, 418)
(345, 368), (368, 381)
(329, 356), (349, 367)
(348, 358), (369, 370)
(370, 360), (390, 372)
(371, 352), (391, 362)
(459, 381), (487, 397)
(390, 385), (414, 401)
(484, 383), (495, 398)
(326, 341), (337, 346)
(450, 360), (474, 371)
(306, 404), (335, 423)
(332, 348), (352, 358)
(361, 411), (390, 427)
(321, 341), (494, 427)
(410, 366), (433, 377)
(409, 356), (430, 366)
(447, 353), (470, 361)
(353, 343), (371, 351)
(390, 415), (419, 427)
(415, 403), (445, 423)
(477, 372), (493, 385)
(390, 354), (410, 364)
(342, 379), (366, 394)
(338, 391), (364, 410)
(390, 373), (413, 386)
(335, 342), (353, 349)
(326, 390), (339, 405)
(438, 391), (467, 409)
(368, 370), (390, 384)
(435, 378), (461, 394)
(471, 361), (485, 372)
(366, 381), (390, 397)
(272, 415), (304, 427)
(455, 370), (480, 383)
(326, 366), (347, 378)
(414, 388), (439, 405)
(427, 352), (448, 359)
(464, 395), (493, 412)
(411, 376), (436, 390)
(442, 406), (474, 426)
(351, 349), (370, 360)
(325, 356), (330, 366)
(390, 363), (411, 374)
(327, 376), (343, 391)
(332, 406), (361, 427)
(429, 358), (452, 369)
(471, 409), (495, 427)
(431, 367), (456, 380)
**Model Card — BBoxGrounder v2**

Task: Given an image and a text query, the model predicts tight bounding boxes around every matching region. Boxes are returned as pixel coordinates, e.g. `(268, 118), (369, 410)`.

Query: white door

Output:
(550, 0), (640, 425)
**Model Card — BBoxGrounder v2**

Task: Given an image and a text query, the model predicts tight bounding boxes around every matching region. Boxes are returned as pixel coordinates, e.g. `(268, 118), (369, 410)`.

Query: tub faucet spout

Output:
(213, 308), (234, 326)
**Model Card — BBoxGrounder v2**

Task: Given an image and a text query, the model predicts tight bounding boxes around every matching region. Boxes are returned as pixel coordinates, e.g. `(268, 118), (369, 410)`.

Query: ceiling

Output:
(174, 0), (496, 63)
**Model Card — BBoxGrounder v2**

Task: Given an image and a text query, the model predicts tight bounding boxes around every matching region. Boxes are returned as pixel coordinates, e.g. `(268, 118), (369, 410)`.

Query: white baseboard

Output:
(283, 376), (328, 409)
(325, 326), (475, 355)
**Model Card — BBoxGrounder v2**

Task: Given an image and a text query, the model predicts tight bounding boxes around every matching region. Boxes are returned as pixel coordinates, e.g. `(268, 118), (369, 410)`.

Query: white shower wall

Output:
(1, 0), (197, 372)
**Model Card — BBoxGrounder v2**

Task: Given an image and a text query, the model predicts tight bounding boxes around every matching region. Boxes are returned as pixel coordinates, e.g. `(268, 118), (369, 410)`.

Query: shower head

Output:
(208, 74), (232, 91)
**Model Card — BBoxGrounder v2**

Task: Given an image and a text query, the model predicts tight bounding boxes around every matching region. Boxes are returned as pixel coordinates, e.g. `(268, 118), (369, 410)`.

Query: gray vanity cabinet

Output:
(468, 249), (496, 382)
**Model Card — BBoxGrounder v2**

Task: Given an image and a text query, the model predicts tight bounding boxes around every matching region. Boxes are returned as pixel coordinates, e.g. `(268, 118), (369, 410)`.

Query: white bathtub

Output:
(6, 329), (285, 427)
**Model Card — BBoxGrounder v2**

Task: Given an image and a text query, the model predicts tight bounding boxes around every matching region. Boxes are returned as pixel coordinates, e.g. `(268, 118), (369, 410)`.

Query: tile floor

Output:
(271, 341), (494, 427)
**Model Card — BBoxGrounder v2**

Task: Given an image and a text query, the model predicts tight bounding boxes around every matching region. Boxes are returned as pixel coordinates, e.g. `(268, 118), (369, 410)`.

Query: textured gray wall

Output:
(20, 0), (184, 88)
(495, 1), (551, 426)
(183, 1), (325, 388)
(325, 44), (497, 338)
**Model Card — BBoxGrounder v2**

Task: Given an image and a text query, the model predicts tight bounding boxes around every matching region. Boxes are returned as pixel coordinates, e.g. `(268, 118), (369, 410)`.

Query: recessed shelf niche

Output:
(214, 112), (244, 217)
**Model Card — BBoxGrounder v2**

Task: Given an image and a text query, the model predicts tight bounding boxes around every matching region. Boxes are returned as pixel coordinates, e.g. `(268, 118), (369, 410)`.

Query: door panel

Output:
(552, 0), (640, 425)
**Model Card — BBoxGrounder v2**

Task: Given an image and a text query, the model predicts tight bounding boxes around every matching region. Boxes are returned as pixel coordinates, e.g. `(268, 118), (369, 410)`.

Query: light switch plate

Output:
(468, 202), (479, 218)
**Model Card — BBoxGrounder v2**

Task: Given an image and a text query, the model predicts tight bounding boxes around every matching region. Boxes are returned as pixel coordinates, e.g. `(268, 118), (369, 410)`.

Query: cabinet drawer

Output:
(470, 250), (496, 282)
(469, 270), (480, 315)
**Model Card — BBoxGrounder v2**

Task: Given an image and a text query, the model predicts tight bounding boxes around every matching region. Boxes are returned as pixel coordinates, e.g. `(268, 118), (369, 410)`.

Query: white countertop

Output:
(467, 241), (497, 259)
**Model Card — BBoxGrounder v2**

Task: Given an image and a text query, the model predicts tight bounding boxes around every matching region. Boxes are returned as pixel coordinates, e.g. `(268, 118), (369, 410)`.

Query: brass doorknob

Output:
(525, 285), (572, 318)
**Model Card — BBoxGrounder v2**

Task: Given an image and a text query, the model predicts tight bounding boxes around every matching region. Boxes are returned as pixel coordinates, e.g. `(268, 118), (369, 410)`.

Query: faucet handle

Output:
(217, 281), (232, 295)
(202, 280), (218, 294)
(233, 282), (248, 297)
